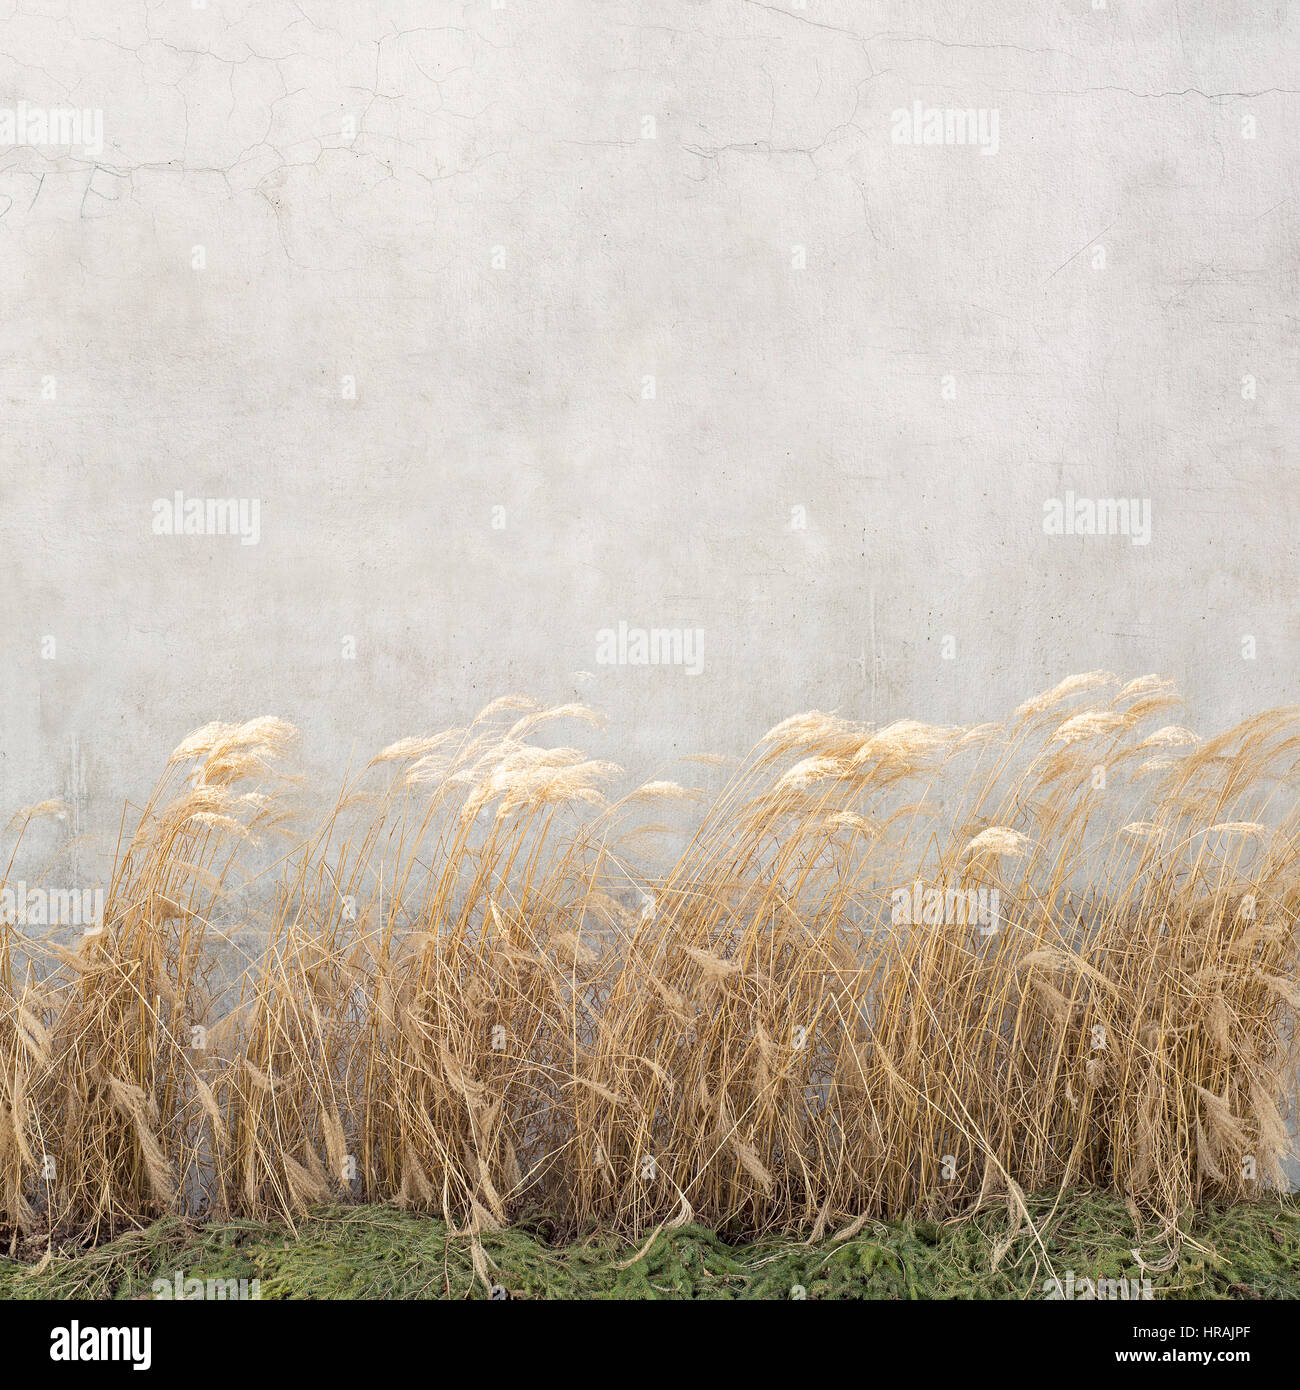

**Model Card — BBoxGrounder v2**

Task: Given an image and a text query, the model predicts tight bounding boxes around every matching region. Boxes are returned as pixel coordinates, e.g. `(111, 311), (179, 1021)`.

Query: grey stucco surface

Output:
(1, 0), (1296, 849)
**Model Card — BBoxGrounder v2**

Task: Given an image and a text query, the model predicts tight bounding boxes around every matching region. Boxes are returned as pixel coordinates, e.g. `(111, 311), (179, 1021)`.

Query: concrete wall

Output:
(2, 1), (1297, 851)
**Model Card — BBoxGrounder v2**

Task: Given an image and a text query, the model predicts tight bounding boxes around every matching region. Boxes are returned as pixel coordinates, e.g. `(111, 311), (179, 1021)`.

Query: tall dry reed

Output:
(2, 674), (1297, 1244)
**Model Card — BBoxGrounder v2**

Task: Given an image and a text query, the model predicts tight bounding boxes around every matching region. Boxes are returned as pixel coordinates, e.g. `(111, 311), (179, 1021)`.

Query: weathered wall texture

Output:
(2, 1), (1297, 847)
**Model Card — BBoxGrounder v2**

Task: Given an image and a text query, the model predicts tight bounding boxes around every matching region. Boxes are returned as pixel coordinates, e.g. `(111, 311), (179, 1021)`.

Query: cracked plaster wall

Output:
(1, 0), (1297, 858)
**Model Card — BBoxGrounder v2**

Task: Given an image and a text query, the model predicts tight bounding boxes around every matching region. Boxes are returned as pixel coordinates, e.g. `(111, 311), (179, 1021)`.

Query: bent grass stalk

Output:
(1, 676), (1297, 1249)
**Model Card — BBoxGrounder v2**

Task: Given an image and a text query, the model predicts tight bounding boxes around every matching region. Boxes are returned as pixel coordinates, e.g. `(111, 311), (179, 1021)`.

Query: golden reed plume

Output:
(1, 673), (1297, 1242)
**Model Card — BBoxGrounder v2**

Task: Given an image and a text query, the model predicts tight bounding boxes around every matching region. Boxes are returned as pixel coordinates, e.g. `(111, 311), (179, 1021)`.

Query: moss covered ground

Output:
(1, 1193), (1297, 1300)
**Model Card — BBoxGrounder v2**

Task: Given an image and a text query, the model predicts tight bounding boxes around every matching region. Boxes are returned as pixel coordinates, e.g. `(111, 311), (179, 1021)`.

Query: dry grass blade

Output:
(0, 678), (1295, 1242)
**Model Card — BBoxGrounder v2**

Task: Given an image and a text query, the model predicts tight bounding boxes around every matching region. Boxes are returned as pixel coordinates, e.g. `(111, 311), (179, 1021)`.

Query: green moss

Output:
(1, 1193), (1297, 1300)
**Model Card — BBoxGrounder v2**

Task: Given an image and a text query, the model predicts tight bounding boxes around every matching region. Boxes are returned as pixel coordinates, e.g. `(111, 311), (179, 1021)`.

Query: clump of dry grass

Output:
(1, 675), (1297, 1245)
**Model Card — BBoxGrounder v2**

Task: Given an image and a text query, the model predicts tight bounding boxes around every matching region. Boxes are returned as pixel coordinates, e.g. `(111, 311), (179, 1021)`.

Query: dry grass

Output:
(2, 673), (1298, 1247)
